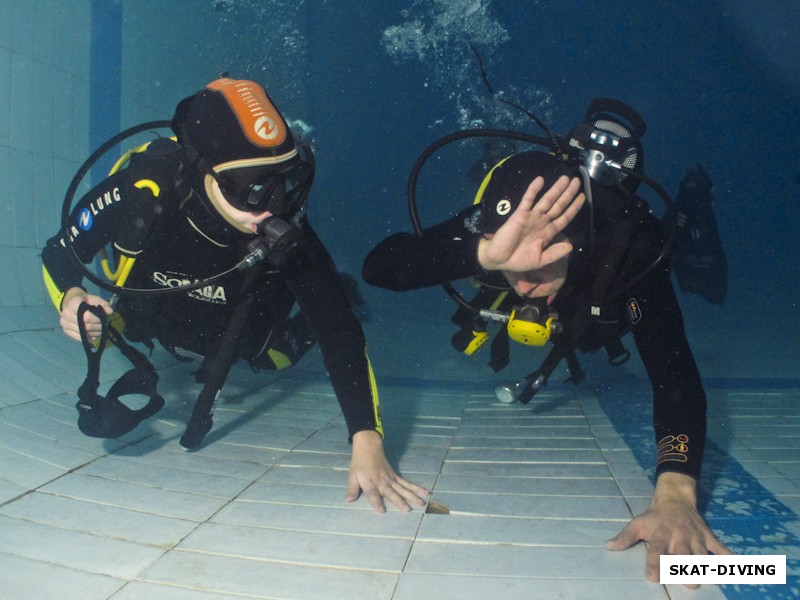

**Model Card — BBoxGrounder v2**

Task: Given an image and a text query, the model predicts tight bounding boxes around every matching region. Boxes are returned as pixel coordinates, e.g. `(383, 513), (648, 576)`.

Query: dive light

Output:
(494, 372), (547, 404)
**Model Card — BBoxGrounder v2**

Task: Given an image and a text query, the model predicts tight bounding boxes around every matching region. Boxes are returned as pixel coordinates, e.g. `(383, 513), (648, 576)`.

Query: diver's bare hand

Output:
(478, 175), (584, 272)
(59, 288), (113, 342)
(606, 472), (731, 587)
(346, 430), (430, 513)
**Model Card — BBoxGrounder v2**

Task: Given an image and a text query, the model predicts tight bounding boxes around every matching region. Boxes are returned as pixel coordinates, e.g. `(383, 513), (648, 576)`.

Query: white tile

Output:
(0, 422), (98, 468)
(0, 551), (125, 600)
(257, 464), (348, 487)
(753, 460), (800, 480)
(441, 460), (611, 479)
(77, 456), (253, 499)
(450, 435), (599, 449)
(455, 424), (590, 437)
(280, 448), (445, 474)
(385, 431), (456, 448)
(236, 480), (361, 509)
(171, 438), (289, 465)
(738, 460), (795, 478)
(0, 514), (164, 578)
(206, 425), (320, 452)
(405, 541), (645, 579)
(111, 581), (252, 600)
(430, 490), (632, 520)
(614, 476), (655, 497)
(140, 550), (398, 600)
(460, 413), (587, 427)
(664, 583), (728, 600)
(0, 49), (10, 146)
(1, 492), (198, 547)
(275, 449), (350, 469)
(625, 496), (652, 515)
(434, 473), (621, 496)
(111, 440), (271, 480)
(0, 476), (27, 504)
(9, 53), (34, 153)
(0, 7), (12, 52)
(394, 573), (668, 600)
(39, 472), (228, 521)
(417, 513), (625, 547)
(213, 500), (424, 536)
(179, 521), (413, 571)
(0, 370), (36, 407)
(0, 339), (63, 396)
(0, 399), (128, 454)
(446, 447), (606, 463)
(31, 62), (56, 158)
(776, 495), (800, 513)
(0, 446), (66, 488)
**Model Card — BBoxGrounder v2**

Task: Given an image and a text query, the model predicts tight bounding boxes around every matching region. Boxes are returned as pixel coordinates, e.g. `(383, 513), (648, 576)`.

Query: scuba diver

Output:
(362, 98), (731, 583)
(41, 77), (429, 513)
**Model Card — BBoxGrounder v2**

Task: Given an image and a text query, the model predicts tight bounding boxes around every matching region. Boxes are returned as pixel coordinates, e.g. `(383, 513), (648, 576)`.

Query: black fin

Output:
(671, 164), (728, 305)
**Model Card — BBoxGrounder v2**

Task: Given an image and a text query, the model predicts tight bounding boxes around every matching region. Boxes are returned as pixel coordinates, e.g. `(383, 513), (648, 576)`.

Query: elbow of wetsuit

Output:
(362, 233), (428, 291)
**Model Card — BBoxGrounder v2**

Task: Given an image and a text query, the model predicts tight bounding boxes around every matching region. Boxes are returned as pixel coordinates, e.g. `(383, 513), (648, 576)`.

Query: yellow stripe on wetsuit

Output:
(42, 265), (66, 311)
(365, 347), (383, 437)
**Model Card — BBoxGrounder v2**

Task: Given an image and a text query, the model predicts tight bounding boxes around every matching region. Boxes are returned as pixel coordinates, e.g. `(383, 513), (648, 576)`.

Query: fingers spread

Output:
(364, 487), (388, 514)
(519, 176), (546, 211)
(534, 176), (579, 216)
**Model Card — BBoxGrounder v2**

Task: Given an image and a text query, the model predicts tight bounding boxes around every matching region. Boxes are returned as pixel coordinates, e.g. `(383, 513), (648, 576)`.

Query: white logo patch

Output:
(254, 116), (278, 141)
(496, 198), (512, 216)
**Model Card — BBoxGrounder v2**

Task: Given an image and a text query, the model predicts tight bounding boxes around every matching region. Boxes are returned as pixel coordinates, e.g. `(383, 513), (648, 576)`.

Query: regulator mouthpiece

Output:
(506, 304), (561, 346)
(240, 216), (305, 271)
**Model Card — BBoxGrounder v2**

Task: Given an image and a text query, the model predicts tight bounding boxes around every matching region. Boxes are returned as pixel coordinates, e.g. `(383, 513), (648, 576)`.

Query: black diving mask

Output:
(216, 159), (311, 215)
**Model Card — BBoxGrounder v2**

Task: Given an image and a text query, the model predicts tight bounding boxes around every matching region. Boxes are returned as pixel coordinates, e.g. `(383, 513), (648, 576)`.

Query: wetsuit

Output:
(42, 140), (381, 439)
(362, 182), (706, 479)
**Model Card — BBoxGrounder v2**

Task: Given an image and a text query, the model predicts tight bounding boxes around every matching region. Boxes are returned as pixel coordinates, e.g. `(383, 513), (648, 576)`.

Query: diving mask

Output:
(216, 158), (312, 215)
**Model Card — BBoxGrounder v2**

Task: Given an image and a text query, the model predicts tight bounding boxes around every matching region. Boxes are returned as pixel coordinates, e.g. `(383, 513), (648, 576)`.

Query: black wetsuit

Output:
(363, 183), (706, 479)
(42, 141), (381, 438)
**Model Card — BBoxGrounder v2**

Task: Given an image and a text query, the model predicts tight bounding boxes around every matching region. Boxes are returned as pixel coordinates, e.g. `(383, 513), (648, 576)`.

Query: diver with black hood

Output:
(42, 77), (430, 513)
(363, 99), (730, 583)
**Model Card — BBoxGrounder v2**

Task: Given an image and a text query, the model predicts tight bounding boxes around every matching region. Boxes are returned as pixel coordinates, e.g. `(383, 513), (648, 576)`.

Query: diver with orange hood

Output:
(42, 77), (430, 513)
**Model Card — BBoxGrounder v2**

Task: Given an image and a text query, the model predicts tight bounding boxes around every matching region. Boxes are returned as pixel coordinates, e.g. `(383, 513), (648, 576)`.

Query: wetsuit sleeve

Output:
(362, 206), (485, 291)
(285, 225), (382, 439)
(41, 171), (131, 310)
(627, 266), (707, 480)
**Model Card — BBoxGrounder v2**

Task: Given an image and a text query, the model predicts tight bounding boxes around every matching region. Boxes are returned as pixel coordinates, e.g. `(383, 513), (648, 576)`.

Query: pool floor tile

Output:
(0, 353), (795, 598)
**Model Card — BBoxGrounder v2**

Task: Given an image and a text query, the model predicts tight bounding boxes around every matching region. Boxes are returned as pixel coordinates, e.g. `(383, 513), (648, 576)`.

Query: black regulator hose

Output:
(407, 128), (551, 235)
